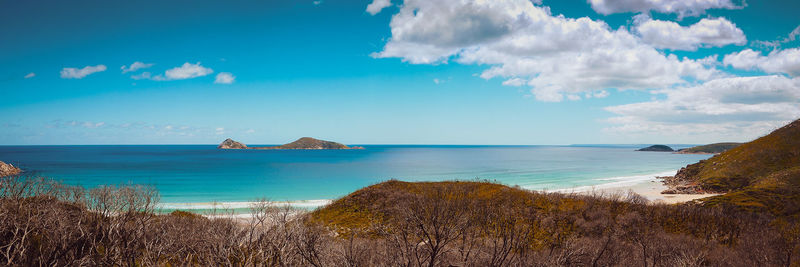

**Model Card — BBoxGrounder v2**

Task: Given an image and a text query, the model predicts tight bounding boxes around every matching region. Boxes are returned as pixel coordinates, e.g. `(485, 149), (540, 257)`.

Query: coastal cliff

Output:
(0, 161), (21, 177)
(218, 137), (363, 150)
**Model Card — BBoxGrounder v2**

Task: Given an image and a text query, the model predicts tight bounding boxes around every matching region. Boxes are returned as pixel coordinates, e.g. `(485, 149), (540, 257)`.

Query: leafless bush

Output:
(1, 176), (798, 266)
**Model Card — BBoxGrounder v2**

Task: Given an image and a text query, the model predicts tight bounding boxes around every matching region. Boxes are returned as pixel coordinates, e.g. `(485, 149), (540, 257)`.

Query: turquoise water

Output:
(0, 145), (710, 205)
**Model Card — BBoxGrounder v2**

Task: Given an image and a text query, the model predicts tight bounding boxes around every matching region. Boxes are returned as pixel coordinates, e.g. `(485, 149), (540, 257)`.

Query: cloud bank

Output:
(369, 0), (719, 102)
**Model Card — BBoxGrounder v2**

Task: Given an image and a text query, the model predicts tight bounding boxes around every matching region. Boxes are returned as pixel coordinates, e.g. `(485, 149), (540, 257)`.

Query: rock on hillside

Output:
(636, 145), (674, 152)
(218, 138), (248, 149)
(0, 161), (21, 177)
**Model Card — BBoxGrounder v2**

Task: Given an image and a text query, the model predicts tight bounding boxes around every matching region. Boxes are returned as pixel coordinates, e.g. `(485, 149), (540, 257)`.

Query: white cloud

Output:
(371, 0), (719, 102)
(121, 61), (154, 73)
(604, 75), (800, 139)
(136, 62), (213, 81)
(366, 0), (392, 15)
(433, 78), (442, 84)
(24, 72), (35, 79)
(60, 65), (107, 79)
(592, 90), (611, 98)
(313, 0), (322, 5)
(130, 72), (152, 80)
(245, 129), (256, 134)
(162, 62), (213, 80)
(588, 0), (743, 18)
(214, 72), (235, 84)
(754, 25), (800, 48)
(724, 48), (800, 77)
(634, 15), (746, 50)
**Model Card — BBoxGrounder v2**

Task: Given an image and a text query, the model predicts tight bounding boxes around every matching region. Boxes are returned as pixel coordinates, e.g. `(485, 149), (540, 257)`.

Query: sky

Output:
(0, 0), (798, 145)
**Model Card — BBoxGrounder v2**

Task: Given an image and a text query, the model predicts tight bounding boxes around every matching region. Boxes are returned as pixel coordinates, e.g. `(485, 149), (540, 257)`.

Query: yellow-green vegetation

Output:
(672, 119), (800, 216)
(309, 179), (799, 265)
(702, 167), (800, 216)
(676, 142), (742, 154)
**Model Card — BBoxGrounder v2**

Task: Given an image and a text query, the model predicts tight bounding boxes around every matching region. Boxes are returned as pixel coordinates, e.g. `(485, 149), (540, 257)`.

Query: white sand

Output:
(579, 179), (719, 204)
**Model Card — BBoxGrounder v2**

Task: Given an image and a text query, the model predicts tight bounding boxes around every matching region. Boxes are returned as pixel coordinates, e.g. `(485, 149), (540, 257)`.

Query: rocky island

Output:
(0, 161), (21, 177)
(636, 144), (674, 152)
(218, 137), (364, 150)
(218, 138), (247, 149)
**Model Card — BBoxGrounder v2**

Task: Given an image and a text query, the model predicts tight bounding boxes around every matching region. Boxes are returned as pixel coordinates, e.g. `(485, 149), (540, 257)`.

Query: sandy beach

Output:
(584, 178), (719, 204)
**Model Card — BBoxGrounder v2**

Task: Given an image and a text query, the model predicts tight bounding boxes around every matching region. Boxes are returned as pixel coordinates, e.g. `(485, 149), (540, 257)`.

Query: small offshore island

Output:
(218, 137), (364, 150)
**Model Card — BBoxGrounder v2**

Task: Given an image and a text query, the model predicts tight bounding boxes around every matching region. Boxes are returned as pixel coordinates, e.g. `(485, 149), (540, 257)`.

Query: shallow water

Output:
(0, 145), (710, 206)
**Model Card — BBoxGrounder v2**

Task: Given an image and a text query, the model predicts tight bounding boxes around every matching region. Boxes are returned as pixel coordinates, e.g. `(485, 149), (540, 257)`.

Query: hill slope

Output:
(668, 119), (800, 215)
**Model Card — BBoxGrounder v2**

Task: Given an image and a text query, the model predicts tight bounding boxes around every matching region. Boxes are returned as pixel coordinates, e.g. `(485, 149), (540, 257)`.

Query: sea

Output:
(0, 145), (711, 211)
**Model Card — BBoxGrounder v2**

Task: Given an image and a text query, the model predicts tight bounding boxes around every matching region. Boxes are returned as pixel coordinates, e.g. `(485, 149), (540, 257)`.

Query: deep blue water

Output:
(0, 145), (710, 204)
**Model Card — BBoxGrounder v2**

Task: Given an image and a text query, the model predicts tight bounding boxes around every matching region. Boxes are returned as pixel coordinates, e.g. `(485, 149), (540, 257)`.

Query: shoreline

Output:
(550, 171), (719, 204)
(163, 170), (716, 218)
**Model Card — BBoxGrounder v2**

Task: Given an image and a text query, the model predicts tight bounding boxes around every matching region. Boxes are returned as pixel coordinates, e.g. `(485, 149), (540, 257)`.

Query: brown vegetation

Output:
(2, 174), (799, 266)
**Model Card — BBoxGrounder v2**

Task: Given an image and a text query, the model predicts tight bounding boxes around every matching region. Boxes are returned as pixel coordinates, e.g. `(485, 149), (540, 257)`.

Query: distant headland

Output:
(218, 137), (364, 150)
(674, 142), (741, 154)
(636, 145), (674, 152)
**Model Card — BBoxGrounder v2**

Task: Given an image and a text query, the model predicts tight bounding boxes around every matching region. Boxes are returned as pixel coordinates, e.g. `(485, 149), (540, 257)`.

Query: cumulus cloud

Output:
(604, 75), (800, 139)
(371, 0), (719, 102)
(724, 48), (800, 77)
(366, 0), (392, 15)
(60, 65), (107, 79)
(588, 0), (743, 18)
(121, 61), (154, 73)
(24, 72), (35, 79)
(214, 72), (235, 84)
(634, 15), (746, 50)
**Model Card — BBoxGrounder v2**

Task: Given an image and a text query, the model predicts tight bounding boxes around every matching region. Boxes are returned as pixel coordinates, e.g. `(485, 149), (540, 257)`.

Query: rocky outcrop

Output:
(659, 163), (706, 194)
(0, 161), (21, 177)
(218, 138), (247, 149)
(636, 145), (674, 152)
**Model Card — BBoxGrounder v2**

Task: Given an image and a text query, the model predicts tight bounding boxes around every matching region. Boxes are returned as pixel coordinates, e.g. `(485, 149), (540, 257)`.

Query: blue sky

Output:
(1, 0), (798, 145)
